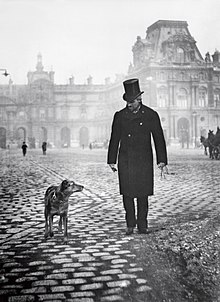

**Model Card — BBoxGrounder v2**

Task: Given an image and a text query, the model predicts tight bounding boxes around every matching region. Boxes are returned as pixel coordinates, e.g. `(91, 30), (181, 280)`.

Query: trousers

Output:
(122, 195), (148, 230)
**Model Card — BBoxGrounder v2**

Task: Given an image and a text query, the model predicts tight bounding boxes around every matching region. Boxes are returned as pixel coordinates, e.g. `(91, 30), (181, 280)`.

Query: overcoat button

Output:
(140, 122), (143, 125)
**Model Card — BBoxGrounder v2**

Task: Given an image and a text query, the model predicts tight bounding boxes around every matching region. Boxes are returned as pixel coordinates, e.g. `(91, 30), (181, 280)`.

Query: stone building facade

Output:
(126, 20), (220, 147)
(0, 20), (220, 149)
(0, 53), (111, 149)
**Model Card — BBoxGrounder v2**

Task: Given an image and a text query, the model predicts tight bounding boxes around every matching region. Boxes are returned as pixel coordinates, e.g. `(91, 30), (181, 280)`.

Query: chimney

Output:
(87, 75), (93, 85)
(69, 76), (75, 85)
(49, 71), (55, 83)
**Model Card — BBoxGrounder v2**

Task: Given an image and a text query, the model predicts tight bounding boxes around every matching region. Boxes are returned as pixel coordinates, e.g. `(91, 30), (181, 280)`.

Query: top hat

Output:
(123, 78), (144, 102)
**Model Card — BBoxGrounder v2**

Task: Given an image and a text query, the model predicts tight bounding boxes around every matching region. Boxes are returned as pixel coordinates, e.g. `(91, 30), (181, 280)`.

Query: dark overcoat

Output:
(107, 104), (168, 198)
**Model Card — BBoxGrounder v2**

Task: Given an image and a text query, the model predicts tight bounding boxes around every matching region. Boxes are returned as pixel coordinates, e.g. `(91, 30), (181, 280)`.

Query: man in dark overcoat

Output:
(107, 78), (168, 235)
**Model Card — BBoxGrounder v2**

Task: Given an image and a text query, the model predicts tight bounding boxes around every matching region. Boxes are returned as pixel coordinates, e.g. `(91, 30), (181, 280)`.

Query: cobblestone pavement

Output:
(0, 147), (219, 302)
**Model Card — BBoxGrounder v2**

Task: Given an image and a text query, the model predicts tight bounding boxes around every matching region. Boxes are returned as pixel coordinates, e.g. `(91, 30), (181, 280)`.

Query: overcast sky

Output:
(0, 0), (220, 85)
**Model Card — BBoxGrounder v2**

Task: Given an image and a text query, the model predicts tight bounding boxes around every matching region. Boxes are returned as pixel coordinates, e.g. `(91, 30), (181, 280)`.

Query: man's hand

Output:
(157, 162), (166, 170)
(109, 164), (117, 172)
(158, 162), (168, 178)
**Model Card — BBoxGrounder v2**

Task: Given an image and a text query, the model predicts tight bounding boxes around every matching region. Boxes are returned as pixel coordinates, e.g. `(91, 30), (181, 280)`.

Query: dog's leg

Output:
(44, 208), (49, 238)
(49, 215), (54, 237)
(58, 216), (62, 232)
(63, 215), (68, 243)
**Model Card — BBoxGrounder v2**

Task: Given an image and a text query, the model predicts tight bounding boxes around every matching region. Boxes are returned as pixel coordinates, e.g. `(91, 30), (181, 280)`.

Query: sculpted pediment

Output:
(161, 32), (203, 64)
(166, 32), (195, 44)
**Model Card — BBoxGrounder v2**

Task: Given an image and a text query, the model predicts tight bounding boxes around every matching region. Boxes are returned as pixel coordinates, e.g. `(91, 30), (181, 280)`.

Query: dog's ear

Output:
(60, 180), (69, 191)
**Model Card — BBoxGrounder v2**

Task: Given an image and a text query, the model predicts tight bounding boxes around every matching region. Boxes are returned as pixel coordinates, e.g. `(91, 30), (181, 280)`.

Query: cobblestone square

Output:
(0, 147), (219, 301)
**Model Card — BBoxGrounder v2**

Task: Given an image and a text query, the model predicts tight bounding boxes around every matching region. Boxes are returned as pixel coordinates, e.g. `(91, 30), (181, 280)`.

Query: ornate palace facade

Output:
(1, 20), (220, 148)
(126, 20), (220, 146)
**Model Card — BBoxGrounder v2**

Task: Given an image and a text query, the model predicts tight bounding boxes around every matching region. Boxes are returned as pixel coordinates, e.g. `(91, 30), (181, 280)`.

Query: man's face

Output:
(127, 96), (142, 112)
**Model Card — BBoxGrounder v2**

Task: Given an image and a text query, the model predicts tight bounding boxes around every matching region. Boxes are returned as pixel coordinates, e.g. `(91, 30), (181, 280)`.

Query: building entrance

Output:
(61, 127), (70, 147)
(17, 127), (27, 146)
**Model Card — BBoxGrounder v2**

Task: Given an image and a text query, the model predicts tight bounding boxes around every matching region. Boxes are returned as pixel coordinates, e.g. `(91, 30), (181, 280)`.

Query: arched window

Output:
(198, 87), (207, 107)
(177, 88), (188, 108)
(176, 47), (184, 63)
(214, 88), (220, 107)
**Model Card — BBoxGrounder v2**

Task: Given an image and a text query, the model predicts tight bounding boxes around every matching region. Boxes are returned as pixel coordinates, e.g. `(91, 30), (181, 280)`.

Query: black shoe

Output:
(138, 229), (148, 234)
(125, 227), (134, 235)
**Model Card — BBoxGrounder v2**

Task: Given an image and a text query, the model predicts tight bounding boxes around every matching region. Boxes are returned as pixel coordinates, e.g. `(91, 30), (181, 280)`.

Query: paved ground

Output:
(0, 146), (219, 302)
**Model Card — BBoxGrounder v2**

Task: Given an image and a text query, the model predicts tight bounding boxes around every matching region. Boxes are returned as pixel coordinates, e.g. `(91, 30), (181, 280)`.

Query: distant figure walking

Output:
(21, 141), (28, 157)
(42, 142), (47, 155)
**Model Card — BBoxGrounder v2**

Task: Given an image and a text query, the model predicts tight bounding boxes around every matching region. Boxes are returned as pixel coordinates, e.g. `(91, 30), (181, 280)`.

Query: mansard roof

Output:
(131, 19), (204, 67)
(146, 20), (188, 33)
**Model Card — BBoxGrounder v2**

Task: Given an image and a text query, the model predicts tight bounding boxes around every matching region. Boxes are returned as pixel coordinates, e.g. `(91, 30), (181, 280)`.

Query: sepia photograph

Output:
(0, 0), (220, 301)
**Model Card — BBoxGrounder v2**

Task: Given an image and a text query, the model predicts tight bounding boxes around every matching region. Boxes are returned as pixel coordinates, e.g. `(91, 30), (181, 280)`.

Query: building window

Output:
(214, 89), (220, 107)
(160, 72), (166, 81)
(80, 104), (87, 119)
(157, 86), (167, 108)
(198, 87), (207, 107)
(176, 47), (184, 63)
(18, 111), (26, 120)
(0, 108), (6, 121)
(180, 72), (185, 80)
(199, 72), (205, 81)
(214, 75), (219, 83)
(48, 107), (53, 118)
(177, 88), (188, 108)
(39, 109), (46, 120)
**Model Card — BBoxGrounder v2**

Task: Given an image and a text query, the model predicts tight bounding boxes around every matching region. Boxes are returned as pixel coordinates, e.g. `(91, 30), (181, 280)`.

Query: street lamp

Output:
(0, 69), (9, 77)
(192, 111), (197, 148)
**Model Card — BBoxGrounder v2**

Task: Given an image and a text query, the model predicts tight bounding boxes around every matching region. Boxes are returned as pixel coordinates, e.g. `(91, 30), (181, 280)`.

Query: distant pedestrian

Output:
(89, 143), (93, 150)
(42, 142), (47, 155)
(21, 141), (28, 156)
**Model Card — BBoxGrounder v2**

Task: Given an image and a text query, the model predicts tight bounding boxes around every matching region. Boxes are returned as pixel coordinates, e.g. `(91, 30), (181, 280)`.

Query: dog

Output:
(44, 179), (84, 242)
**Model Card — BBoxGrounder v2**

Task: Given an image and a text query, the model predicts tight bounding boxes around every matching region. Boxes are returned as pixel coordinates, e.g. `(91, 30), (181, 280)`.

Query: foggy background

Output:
(0, 0), (220, 85)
